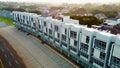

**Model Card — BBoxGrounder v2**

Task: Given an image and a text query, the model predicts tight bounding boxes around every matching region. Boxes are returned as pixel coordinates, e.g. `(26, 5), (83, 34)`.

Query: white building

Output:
(12, 11), (120, 68)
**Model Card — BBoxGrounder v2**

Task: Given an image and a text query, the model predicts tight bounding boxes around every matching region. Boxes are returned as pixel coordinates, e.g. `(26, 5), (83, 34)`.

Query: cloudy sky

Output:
(1, 0), (120, 4)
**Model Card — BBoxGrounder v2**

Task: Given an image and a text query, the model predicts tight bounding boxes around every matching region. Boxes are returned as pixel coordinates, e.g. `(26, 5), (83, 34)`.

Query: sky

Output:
(1, 0), (120, 4)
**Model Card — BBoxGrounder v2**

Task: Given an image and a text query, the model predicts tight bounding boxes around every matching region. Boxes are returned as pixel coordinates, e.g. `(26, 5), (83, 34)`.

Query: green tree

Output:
(70, 15), (103, 27)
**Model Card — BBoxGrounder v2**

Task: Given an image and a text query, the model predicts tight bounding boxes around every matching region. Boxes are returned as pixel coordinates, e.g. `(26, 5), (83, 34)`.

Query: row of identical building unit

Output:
(12, 11), (120, 68)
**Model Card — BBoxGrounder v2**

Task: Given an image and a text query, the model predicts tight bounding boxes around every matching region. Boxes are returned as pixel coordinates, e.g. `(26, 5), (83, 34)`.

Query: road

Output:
(0, 26), (77, 68)
(0, 35), (27, 68)
(0, 22), (26, 68)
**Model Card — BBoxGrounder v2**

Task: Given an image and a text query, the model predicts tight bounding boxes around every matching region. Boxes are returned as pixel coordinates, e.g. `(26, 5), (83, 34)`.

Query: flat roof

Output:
(13, 11), (120, 38)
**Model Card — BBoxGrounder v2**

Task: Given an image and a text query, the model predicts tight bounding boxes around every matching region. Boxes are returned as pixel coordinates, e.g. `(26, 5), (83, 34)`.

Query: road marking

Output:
(15, 59), (19, 64)
(8, 61), (12, 67)
(10, 53), (14, 56)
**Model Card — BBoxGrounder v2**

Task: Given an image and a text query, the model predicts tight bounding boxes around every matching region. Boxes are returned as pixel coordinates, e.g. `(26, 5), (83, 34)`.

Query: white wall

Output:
(70, 38), (74, 46)
(81, 35), (87, 44)
(93, 49), (100, 58)
(55, 32), (58, 38)
(61, 28), (65, 34)
(113, 45), (120, 58)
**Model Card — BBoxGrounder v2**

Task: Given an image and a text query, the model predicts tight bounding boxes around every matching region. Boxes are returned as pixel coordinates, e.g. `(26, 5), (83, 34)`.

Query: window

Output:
(44, 21), (46, 26)
(70, 31), (77, 39)
(22, 19), (24, 23)
(100, 52), (105, 60)
(80, 52), (88, 58)
(39, 25), (41, 28)
(31, 18), (33, 21)
(86, 36), (89, 44)
(65, 29), (67, 34)
(111, 56), (120, 65)
(55, 25), (58, 31)
(74, 40), (77, 46)
(51, 24), (52, 28)
(93, 58), (104, 67)
(62, 34), (66, 41)
(61, 42), (67, 47)
(33, 23), (36, 27)
(46, 28), (48, 32)
(70, 47), (77, 52)
(80, 43), (89, 53)
(57, 33), (59, 38)
(18, 17), (20, 22)
(17, 14), (19, 17)
(55, 38), (59, 42)
(23, 15), (25, 19)
(94, 39), (106, 50)
(49, 29), (52, 34)
(27, 21), (29, 24)
(38, 19), (41, 23)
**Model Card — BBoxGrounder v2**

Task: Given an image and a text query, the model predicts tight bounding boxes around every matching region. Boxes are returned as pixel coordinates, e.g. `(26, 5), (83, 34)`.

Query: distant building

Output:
(94, 19), (120, 35)
(95, 13), (107, 19)
(105, 19), (120, 25)
(116, 12), (120, 18)
(49, 9), (60, 16)
(40, 8), (49, 17)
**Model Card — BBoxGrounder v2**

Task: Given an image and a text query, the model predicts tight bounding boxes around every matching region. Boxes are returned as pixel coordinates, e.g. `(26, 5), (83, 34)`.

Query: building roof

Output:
(13, 11), (120, 39)
(106, 20), (120, 25)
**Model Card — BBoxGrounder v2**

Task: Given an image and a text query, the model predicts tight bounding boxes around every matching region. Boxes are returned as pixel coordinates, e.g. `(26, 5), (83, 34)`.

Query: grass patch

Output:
(0, 17), (14, 25)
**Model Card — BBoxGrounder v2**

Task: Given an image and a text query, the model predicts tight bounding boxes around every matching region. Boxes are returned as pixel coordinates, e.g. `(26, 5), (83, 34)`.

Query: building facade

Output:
(12, 11), (120, 68)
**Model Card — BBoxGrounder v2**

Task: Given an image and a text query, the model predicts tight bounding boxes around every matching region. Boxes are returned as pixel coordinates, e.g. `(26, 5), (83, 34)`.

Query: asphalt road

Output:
(0, 26), (77, 68)
(0, 22), (26, 68)
(0, 34), (27, 68)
